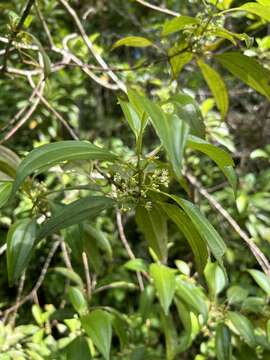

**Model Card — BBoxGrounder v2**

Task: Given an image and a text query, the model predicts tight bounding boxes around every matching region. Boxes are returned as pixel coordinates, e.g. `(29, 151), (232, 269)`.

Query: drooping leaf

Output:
(168, 43), (193, 79)
(165, 93), (205, 138)
(81, 310), (112, 360)
(197, 59), (229, 119)
(227, 311), (256, 347)
(204, 261), (227, 299)
(53, 267), (84, 288)
(160, 312), (178, 360)
(135, 94), (189, 180)
(7, 218), (36, 285)
(11, 141), (117, 197)
(63, 336), (92, 360)
(139, 285), (155, 321)
(239, 3), (270, 22)
(247, 269), (270, 296)
(136, 204), (168, 263)
(175, 276), (208, 323)
(217, 52), (270, 100)
(85, 224), (112, 259)
(149, 263), (176, 315)
(215, 323), (232, 360)
(168, 194), (227, 268)
(112, 36), (153, 49)
(0, 145), (20, 180)
(162, 16), (199, 36)
(30, 34), (51, 78)
(68, 286), (88, 316)
(0, 181), (12, 209)
(38, 196), (114, 240)
(160, 203), (208, 273)
(187, 135), (236, 192)
(119, 99), (142, 140)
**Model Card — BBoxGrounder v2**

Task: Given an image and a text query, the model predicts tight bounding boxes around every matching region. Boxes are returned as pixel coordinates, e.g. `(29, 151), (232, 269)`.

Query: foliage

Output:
(1, 0), (270, 359)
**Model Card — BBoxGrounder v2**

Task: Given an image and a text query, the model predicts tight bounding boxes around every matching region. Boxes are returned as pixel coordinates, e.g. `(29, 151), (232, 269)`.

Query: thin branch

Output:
(2, 240), (60, 322)
(9, 271), (26, 327)
(0, 76), (45, 144)
(82, 251), (92, 300)
(60, 240), (73, 270)
(59, 0), (126, 92)
(1, 0), (36, 73)
(35, 3), (54, 48)
(116, 209), (146, 291)
(186, 172), (270, 277)
(135, 0), (179, 17)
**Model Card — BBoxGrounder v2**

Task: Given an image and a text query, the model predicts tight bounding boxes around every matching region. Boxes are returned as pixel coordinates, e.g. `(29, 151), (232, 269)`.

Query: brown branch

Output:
(9, 271), (26, 327)
(135, 0), (179, 17)
(82, 251), (92, 300)
(116, 209), (146, 291)
(186, 172), (270, 278)
(35, 3), (54, 48)
(59, 0), (126, 92)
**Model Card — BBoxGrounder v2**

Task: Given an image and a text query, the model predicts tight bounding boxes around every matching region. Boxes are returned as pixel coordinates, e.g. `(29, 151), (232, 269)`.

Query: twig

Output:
(0, 76), (45, 144)
(1, 0), (36, 73)
(82, 251), (92, 300)
(60, 240), (73, 270)
(35, 2), (54, 48)
(27, 74), (79, 140)
(135, 0), (179, 17)
(2, 240), (60, 323)
(59, 0), (126, 92)
(9, 271), (26, 327)
(116, 209), (145, 291)
(186, 172), (270, 278)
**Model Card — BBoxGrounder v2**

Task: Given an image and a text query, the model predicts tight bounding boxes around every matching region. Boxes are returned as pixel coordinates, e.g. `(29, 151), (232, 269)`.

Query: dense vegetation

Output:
(1, 0), (270, 359)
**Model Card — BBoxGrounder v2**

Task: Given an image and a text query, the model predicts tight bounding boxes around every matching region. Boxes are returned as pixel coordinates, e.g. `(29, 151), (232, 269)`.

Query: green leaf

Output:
(30, 34), (51, 78)
(136, 204), (168, 262)
(168, 194), (226, 268)
(227, 286), (248, 305)
(175, 277), (208, 323)
(135, 94), (189, 180)
(160, 203), (208, 274)
(7, 218), (36, 285)
(162, 16), (199, 36)
(124, 258), (148, 273)
(81, 310), (112, 360)
(139, 285), (155, 321)
(239, 3), (270, 22)
(149, 263), (176, 315)
(0, 181), (12, 209)
(187, 135), (236, 192)
(119, 99), (142, 140)
(11, 141), (117, 197)
(215, 323), (232, 360)
(217, 52), (270, 100)
(68, 286), (88, 315)
(63, 336), (92, 360)
(165, 93), (205, 138)
(197, 59), (229, 119)
(227, 311), (256, 347)
(53, 267), (84, 288)
(204, 261), (227, 299)
(160, 312), (178, 360)
(247, 269), (270, 296)
(85, 224), (112, 259)
(267, 319), (270, 343)
(112, 36), (153, 49)
(168, 43), (193, 79)
(0, 145), (20, 180)
(38, 196), (114, 240)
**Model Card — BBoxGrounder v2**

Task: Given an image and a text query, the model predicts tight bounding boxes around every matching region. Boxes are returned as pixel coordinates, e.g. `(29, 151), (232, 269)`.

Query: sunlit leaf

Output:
(112, 36), (153, 49)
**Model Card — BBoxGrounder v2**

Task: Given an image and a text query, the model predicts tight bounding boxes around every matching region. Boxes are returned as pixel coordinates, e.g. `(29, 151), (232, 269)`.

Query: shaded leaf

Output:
(38, 196), (114, 240)
(12, 141), (117, 197)
(247, 269), (270, 296)
(150, 263), (176, 315)
(81, 310), (112, 360)
(68, 286), (88, 316)
(136, 204), (168, 262)
(53, 267), (84, 288)
(227, 311), (256, 347)
(63, 336), (92, 360)
(161, 202), (208, 274)
(197, 59), (229, 119)
(215, 323), (232, 360)
(0, 181), (12, 209)
(0, 145), (20, 180)
(217, 52), (270, 100)
(7, 218), (36, 285)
